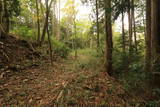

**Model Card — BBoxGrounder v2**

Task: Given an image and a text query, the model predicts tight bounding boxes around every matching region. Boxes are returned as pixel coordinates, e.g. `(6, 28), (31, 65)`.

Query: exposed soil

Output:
(0, 34), (43, 78)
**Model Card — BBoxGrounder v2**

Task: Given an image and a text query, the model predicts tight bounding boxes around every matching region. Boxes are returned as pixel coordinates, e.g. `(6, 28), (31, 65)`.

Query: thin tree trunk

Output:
(0, 0), (3, 38)
(6, 16), (9, 33)
(40, 0), (53, 46)
(74, 20), (77, 58)
(104, 0), (113, 76)
(55, 1), (59, 40)
(96, 0), (100, 48)
(128, 0), (133, 53)
(131, 0), (137, 52)
(47, 27), (53, 65)
(73, 1), (77, 58)
(122, 12), (125, 54)
(0, 0), (5, 37)
(36, 0), (41, 43)
(53, 1), (57, 38)
(58, 0), (61, 40)
(4, 0), (9, 33)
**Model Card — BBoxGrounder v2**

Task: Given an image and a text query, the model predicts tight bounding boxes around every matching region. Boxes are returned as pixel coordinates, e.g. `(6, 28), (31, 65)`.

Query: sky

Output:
(76, 1), (92, 20)
(60, 0), (92, 20)
(53, 0), (127, 32)
(59, 0), (127, 32)
(115, 14), (129, 32)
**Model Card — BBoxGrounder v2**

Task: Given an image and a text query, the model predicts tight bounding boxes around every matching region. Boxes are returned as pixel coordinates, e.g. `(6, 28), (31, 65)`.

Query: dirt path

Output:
(0, 54), (142, 107)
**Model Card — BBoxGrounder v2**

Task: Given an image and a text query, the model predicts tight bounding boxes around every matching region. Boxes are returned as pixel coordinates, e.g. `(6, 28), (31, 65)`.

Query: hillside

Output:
(0, 36), (144, 106)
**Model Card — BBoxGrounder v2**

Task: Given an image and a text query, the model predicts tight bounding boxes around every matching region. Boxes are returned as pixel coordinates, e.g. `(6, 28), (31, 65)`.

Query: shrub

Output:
(143, 100), (160, 107)
(11, 25), (36, 40)
(52, 38), (71, 58)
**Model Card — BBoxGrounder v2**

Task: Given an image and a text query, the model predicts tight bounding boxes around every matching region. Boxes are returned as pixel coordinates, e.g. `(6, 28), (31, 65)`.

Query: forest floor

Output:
(0, 35), (147, 107)
(0, 52), (146, 107)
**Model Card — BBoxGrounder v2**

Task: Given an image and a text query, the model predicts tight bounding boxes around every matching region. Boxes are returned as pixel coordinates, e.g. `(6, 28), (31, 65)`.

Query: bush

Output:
(11, 25), (36, 40)
(52, 38), (71, 58)
(143, 100), (160, 107)
(119, 71), (147, 91)
(70, 48), (104, 70)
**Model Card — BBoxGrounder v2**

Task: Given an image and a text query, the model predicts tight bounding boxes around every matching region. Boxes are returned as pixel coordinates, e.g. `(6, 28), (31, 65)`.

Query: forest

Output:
(0, 0), (160, 106)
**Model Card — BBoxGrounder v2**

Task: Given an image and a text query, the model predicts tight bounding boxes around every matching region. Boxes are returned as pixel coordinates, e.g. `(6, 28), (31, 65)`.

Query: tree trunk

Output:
(151, 0), (160, 72)
(47, 27), (53, 65)
(145, 0), (151, 72)
(151, 0), (160, 87)
(104, 0), (113, 76)
(122, 12), (125, 54)
(74, 20), (77, 58)
(6, 16), (9, 33)
(36, 0), (41, 43)
(53, 1), (57, 38)
(0, 1), (5, 38)
(4, 0), (9, 33)
(96, 0), (100, 48)
(131, 0), (137, 52)
(0, 0), (3, 38)
(128, 0), (133, 53)
(40, 0), (49, 45)
(57, 0), (61, 40)
(40, 0), (53, 46)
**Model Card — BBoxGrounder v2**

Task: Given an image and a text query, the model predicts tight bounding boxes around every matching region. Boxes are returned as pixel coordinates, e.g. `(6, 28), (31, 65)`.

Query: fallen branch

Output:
(56, 81), (69, 103)
(0, 24), (6, 35)
(3, 52), (9, 61)
(0, 41), (4, 45)
(0, 48), (9, 61)
(27, 41), (35, 52)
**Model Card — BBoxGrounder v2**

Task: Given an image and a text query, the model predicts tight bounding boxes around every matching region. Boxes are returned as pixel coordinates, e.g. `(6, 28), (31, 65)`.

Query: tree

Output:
(0, 0), (20, 37)
(151, 0), (160, 72)
(52, 1), (58, 39)
(40, 0), (53, 45)
(104, 0), (113, 76)
(0, 0), (5, 38)
(57, 0), (61, 40)
(121, 0), (126, 55)
(131, 0), (137, 52)
(61, 0), (78, 50)
(145, 0), (151, 72)
(127, 0), (133, 53)
(35, 0), (41, 43)
(95, 0), (100, 48)
(72, 1), (78, 58)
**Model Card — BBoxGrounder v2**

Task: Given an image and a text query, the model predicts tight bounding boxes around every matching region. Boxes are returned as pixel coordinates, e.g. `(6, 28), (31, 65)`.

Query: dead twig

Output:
(56, 81), (69, 103)
(0, 48), (9, 61)
(0, 41), (4, 45)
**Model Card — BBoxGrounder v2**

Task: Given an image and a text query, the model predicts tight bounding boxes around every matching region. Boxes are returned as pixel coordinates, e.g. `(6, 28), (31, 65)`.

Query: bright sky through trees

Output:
(60, 0), (92, 20)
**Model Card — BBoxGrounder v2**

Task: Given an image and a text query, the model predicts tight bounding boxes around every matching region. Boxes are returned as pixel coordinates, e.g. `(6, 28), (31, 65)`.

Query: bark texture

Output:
(104, 0), (113, 76)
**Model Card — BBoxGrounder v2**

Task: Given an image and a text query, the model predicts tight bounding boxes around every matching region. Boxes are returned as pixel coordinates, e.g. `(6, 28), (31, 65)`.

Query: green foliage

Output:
(113, 34), (147, 91)
(11, 26), (36, 40)
(152, 88), (160, 97)
(52, 39), (71, 58)
(4, 0), (21, 17)
(143, 100), (160, 107)
(112, 31), (145, 73)
(119, 71), (147, 91)
(70, 48), (103, 70)
(152, 61), (160, 73)
(113, 49), (146, 92)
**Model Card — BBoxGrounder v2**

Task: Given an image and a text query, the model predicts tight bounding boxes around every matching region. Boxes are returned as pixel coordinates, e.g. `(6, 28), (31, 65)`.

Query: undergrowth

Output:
(113, 50), (160, 107)
(70, 48), (104, 71)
